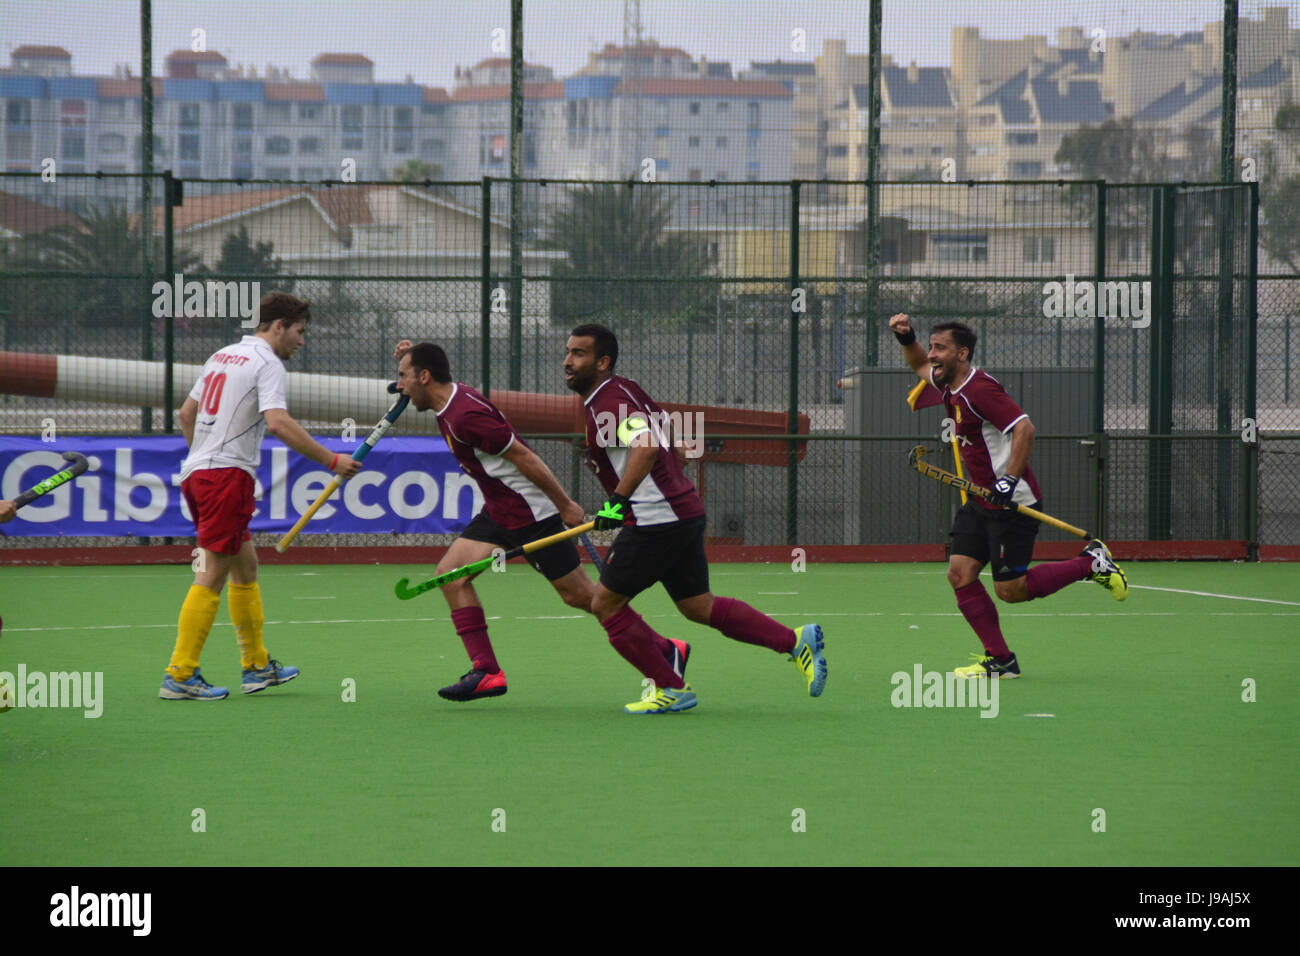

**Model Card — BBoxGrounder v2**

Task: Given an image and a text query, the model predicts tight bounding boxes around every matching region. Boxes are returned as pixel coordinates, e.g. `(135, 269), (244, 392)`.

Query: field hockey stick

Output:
(12, 451), (89, 508)
(579, 532), (604, 571)
(275, 389), (410, 552)
(909, 445), (1091, 539)
(394, 520), (597, 600)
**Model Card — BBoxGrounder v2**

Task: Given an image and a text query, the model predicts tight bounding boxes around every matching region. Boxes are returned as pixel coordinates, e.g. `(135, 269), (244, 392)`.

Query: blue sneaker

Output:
(790, 624), (827, 697)
(242, 658), (299, 694)
(159, 667), (229, 700)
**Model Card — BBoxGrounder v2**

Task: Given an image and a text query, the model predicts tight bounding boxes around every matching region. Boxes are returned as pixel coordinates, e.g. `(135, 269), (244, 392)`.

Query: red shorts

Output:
(182, 468), (255, 555)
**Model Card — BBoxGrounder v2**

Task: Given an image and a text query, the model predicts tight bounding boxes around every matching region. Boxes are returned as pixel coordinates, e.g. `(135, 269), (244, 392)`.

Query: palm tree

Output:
(541, 183), (716, 329)
(14, 202), (201, 327)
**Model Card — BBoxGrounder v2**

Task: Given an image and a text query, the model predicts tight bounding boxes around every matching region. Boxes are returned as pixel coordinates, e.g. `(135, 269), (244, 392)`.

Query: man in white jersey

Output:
(159, 292), (361, 700)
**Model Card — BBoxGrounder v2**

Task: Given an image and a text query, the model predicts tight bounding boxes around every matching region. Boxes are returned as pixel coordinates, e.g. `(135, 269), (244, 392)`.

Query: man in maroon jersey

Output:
(394, 339), (596, 701)
(890, 313), (1128, 679)
(563, 323), (827, 714)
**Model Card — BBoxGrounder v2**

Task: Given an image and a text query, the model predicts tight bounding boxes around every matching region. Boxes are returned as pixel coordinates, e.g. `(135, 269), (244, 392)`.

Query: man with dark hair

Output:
(160, 292), (362, 700)
(564, 323), (826, 714)
(889, 312), (1128, 680)
(393, 339), (596, 701)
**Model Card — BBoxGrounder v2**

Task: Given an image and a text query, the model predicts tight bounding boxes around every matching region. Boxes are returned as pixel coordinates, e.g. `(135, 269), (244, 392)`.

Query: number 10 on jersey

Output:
(198, 372), (226, 415)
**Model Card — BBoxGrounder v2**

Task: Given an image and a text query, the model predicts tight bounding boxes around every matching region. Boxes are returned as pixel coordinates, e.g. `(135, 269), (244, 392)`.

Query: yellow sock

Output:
(167, 585), (222, 681)
(228, 581), (268, 671)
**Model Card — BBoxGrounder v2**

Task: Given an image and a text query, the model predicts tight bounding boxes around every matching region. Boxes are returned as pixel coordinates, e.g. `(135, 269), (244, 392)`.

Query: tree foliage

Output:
(215, 225), (292, 292)
(8, 202), (201, 327)
(541, 183), (716, 329)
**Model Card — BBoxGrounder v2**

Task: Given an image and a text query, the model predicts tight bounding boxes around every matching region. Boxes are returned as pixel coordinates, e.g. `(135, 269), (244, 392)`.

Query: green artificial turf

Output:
(1, 560), (1296, 866)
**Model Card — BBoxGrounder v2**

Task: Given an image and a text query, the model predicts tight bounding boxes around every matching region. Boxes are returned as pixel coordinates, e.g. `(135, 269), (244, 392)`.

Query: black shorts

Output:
(459, 511), (581, 581)
(601, 515), (710, 603)
(949, 501), (1041, 581)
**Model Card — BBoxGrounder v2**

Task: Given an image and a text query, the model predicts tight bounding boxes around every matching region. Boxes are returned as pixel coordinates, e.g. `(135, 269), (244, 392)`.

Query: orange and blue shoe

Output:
(438, 668), (508, 702)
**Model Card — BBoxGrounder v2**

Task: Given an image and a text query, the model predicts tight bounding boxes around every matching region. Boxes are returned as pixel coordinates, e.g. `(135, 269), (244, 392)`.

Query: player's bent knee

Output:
(994, 579), (1028, 603)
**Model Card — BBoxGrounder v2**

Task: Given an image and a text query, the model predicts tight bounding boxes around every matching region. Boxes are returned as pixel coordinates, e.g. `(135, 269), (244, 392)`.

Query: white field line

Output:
(1127, 584), (1300, 606)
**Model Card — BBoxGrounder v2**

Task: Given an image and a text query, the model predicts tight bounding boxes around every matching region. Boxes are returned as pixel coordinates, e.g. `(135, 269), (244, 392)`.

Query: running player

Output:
(393, 339), (596, 702)
(889, 312), (1128, 679)
(159, 292), (362, 700)
(563, 323), (826, 714)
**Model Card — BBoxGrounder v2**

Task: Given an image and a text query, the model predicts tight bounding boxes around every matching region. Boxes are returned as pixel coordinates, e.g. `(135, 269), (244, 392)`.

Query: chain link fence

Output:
(3, 173), (1293, 551)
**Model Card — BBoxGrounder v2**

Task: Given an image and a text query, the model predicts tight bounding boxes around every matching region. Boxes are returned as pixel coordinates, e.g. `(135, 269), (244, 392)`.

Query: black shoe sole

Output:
(437, 686), (508, 702)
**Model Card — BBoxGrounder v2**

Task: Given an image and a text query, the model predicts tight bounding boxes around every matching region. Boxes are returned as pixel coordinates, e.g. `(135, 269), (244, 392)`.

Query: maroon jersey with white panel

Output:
(436, 383), (556, 530)
(911, 366), (1042, 511)
(583, 375), (705, 526)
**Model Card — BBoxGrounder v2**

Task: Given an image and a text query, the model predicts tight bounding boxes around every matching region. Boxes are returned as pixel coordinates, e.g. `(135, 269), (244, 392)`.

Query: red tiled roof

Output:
(421, 86), (451, 103)
(12, 45), (72, 59)
(0, 191), (83, 236)
(452, 81), (564, 102)
(311, 187), (377, 228)
(97, 78), (163, 98)
(616, 78), (792, 97)
(145, 187), (301, 232)
(145, 185), (392, 232)
(594, 43), (691, 60)
(165, 50), (228, 63)
(312, 53), (373, 65)
(264, 83), (325, 102)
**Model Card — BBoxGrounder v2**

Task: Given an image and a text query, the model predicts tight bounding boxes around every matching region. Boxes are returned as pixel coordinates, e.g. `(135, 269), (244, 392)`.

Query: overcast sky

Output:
(3, 0), (1252, 89)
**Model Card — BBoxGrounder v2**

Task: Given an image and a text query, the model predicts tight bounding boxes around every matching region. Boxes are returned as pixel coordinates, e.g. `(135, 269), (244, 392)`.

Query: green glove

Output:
(594, 493), (632, 530)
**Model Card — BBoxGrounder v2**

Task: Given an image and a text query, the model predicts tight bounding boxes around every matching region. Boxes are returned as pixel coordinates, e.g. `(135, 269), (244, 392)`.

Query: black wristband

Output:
(894, 329), (917, 346)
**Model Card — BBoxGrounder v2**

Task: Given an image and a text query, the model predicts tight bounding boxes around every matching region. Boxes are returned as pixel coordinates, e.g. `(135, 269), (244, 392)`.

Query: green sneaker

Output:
(789, 624), (827, 697)
(954, 652), (1021, 679)
(624, 682), (697, 714)
(1083, 539), (1129, 601)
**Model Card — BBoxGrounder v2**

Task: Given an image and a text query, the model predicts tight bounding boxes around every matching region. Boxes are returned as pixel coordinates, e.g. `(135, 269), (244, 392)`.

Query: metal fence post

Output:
(481, 176), (492, 396)
(1092, 180), (1107, 536)
(140, 0), (154, 434)
(1244, 181), (1260, 559)
(788, 180), (801, 546)
(865, 0), (882, 369)
(508, 0), (523, 391)
(1147, 186), (1175, 539)
(163, 170), (176, 433)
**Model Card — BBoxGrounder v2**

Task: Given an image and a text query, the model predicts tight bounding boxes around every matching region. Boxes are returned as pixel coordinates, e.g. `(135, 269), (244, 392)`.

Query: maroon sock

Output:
(601, 606), (683, 689)
(1025, 555), (1095, 600)
(451, 605), (499, 674)
(954, 581), (1011, 659)
(708, 596), (797, 654)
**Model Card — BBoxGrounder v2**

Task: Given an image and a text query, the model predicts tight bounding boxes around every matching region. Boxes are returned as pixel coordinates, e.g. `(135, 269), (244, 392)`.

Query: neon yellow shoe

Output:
(954, 652), (1021, 679)
(624, 682), (697, 714)
(789, 624), (827, 697)
(1083, 539), (1129, 601)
